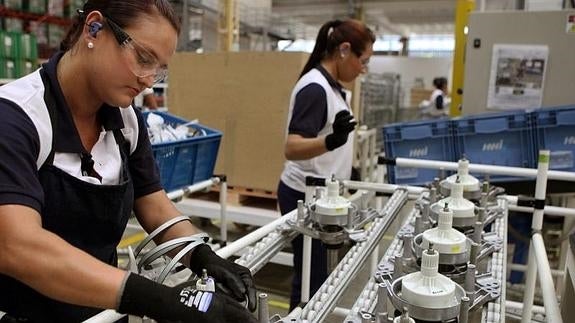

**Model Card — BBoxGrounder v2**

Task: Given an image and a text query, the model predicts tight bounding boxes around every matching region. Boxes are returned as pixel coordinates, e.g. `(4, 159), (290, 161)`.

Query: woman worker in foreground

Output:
(0, 1), (256, 322)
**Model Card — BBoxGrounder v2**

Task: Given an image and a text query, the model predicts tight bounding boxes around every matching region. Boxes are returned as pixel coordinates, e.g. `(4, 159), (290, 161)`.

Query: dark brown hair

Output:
(299, 19), (375, 78)
(433, 77), (448, 90)
(60, 0), (180, 51)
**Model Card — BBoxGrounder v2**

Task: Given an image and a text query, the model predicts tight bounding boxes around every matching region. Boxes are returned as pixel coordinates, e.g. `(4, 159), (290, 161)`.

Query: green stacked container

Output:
(65, 0), (85, 17)
(4, 0), (24, 10)
(3, 18), (24, 32)
(0, 59), (18, 79)
(16, 59), (36, 76)
(21, 33), (38, 60)
(26, 0), (47, 14)
(0, 31), (21, 58)
(47, 25), (65, 49)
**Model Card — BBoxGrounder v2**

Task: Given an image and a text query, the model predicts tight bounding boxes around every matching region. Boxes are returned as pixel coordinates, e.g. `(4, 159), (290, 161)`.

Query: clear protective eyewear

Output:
(105, 16), (168, 84)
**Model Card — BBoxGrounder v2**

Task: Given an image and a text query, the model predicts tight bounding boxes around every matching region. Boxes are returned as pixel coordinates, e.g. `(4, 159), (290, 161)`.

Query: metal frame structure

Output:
(81, 155), (573, 322)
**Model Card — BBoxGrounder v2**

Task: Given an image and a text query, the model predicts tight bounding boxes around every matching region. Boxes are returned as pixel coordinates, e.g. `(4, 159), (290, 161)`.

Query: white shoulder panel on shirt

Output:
(0, 71), (52, 170)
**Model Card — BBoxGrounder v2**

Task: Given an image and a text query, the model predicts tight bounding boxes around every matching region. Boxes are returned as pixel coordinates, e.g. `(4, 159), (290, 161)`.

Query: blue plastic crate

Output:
(453, 110), (534, 182)
(383, 119), (454, 185)
(142, 111), (222, 192)
(532, 105), (575, 172)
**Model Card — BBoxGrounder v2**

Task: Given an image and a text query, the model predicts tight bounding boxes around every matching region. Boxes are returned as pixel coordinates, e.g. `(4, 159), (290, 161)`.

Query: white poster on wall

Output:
(487, 44), (549, 110)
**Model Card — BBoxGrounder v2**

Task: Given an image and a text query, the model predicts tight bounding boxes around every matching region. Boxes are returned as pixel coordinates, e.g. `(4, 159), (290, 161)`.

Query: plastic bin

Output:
(532, 105), (575, 172)
(0, 31), (20, 59)
(383, 118), (454, 185)
(453, 110), (534, 182)
(0, 58), (18, 79)
(142, 112), (222, 192)
(20, 33), (38, 60)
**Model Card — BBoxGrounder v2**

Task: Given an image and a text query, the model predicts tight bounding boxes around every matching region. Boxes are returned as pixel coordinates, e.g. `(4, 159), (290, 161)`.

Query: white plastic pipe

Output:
(375, 164), (385, 210)
(522, 150), (550, 323)
(219, 180), (228, 245)
(508, 263), (564, 277)
(506, 202), (575, 218)
(532, 233), (563, 323)
(301, 235), (312, 302)
(217, 209), (294, 259)
(393, 157), (575, 181)
(506, 300), (546, 315)
(83, 311), (125, 323)
(166, 177), (220, 200)
(342, 180), (426, 195)
(332, 306), (351, 317)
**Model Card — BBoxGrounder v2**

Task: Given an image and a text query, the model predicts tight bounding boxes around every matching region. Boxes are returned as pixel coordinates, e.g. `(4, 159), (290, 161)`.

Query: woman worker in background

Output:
(277, 19), (375, 310)
(421, 76), (450, 118)
(0, 1), (256, 322)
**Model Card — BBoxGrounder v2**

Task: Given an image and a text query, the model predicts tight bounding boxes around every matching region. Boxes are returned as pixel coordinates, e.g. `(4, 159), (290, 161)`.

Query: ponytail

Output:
(298, 19), (375, 79)
(298, 20), (342, 78)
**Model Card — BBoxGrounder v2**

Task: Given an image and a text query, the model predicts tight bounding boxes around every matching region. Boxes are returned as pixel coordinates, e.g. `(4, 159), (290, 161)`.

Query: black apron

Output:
(0, 69), (134, 322)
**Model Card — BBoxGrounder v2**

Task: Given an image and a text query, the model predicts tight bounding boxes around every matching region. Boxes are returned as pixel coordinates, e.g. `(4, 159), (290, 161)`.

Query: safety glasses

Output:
(105, 16), (168, 84)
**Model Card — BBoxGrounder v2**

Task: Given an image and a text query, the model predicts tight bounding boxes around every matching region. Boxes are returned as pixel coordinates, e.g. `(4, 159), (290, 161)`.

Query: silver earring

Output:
(88, 42), (94, 49)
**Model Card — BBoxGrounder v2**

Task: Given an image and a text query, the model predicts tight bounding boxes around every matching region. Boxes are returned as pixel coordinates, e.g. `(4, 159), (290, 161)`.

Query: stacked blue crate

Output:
(532, 105), (575, 172)
(383, 119), (455, 186)
(142, 112), (222, 192)
(452, 110), (535, 182)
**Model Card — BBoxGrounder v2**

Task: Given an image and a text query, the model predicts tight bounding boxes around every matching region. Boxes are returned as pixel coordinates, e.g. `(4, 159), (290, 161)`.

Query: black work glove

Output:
(189, 244), (257, 312)
(118, 273), (257, 323)
(325, 110), (357, 151)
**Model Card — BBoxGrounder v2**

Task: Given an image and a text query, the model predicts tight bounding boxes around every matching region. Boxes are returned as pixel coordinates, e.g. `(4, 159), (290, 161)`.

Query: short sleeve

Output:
(0, 99), (44, 211)
(288, 83), (328, 138)
(129, 109), (163, 198)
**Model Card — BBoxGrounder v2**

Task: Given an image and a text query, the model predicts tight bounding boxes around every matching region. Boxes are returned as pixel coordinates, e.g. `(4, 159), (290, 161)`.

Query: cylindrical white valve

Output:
(420, 248), (439, 277)
(458, 158), (469, 176)
(432, 179), (475, 220)
(422, 204), (468, 255)
(326, 178), (339, 198)
(437, 203), (453, 231)
(451, 179), (464, 199)
(401, 248), (458, 309)
(314, 178), (351, 217)
(442, 158), (480, 192)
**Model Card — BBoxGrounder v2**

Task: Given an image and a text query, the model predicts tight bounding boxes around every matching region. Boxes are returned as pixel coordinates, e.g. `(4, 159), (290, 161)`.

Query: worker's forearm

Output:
(134, 191), (203, 266)
(1, 228), (126, 310)
(284, 135), (328, 160)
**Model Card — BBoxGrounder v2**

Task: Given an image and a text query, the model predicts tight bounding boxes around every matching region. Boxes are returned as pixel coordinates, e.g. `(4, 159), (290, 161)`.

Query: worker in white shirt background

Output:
(133, 87), (158, 110)
(419, 76), (450, 119)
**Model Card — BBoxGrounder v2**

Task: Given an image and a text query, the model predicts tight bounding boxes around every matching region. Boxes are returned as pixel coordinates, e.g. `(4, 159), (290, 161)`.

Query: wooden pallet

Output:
(191, 185), (278, 208)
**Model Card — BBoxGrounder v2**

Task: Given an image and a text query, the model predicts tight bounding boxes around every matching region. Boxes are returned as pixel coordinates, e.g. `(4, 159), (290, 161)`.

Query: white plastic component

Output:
(444, 158), (480, 192)
(401, 249), (458, 309)
(195, 269), (216, 292)
(393, 314), (415, 323)
(422, 205), (468, 254)
(433, 180), (475, 219)
(314, 178), (351, 216)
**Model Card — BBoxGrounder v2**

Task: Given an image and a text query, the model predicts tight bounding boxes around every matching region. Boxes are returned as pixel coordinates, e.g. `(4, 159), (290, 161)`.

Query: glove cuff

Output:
(117, 273), (172, 318)
(325, 133), (345, 151)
